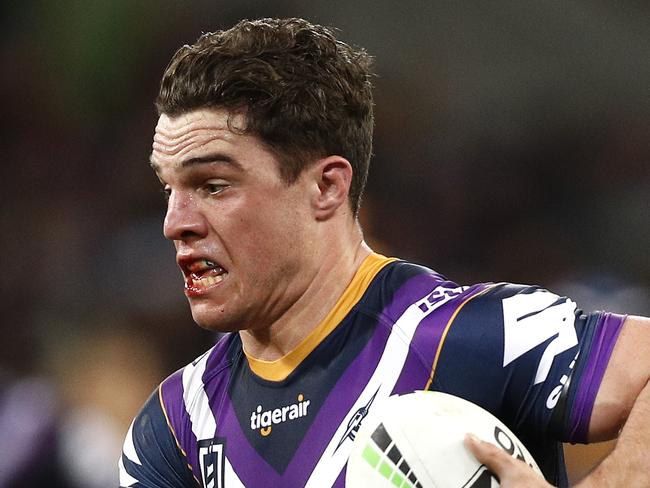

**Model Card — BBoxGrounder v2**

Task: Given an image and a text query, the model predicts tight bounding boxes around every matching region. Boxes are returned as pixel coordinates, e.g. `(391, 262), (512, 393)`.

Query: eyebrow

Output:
(149, 153), (243, 173)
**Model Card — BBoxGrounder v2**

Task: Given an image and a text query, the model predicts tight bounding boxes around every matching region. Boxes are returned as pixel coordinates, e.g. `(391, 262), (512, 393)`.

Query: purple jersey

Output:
(119, 253), (625, 487)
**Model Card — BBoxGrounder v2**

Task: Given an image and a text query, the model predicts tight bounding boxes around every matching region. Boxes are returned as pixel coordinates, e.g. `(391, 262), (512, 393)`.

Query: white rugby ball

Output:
(345, 391), (543, 488)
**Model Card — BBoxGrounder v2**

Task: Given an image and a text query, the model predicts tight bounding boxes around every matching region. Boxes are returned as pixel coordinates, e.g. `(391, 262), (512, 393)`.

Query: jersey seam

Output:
(158, 384), (203, 487)
(424, 284), (497, 390)
(200, 358), (235, 384)
(369, 308), (438, 384)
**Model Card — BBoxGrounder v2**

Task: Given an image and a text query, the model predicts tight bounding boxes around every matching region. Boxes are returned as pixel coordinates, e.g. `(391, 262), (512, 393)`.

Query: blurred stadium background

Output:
(1, 1), (648, 486)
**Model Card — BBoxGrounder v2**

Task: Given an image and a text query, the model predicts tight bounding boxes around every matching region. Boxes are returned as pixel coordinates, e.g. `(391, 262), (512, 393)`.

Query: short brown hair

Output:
(156, 18), (374, 215)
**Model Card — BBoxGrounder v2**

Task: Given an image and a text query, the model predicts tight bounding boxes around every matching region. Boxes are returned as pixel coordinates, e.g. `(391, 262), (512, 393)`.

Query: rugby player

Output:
(119, 18), (650, 487)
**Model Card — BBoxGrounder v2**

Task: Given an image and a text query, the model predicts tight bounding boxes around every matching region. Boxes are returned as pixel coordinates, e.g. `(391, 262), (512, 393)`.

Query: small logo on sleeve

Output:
(250, 393), (311, 436)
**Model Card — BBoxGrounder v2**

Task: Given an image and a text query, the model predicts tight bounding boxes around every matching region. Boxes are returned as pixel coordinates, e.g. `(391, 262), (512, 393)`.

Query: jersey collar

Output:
(245, 252), (397, 381)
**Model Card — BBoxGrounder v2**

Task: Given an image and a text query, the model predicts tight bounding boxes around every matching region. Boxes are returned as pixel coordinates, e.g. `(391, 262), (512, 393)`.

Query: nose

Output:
(163, 191), (208, 241)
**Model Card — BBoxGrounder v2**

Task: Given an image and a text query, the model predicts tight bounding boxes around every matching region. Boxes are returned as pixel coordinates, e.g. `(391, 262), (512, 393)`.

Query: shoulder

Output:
(372, 259), (479, 320)
(453, 282), (578, 324)
(160, 333), (239, 423)
(423, 281), (582, 401)
(376, 261), (573, 333)
(120, 334), (239, 487)
(119, 387), (198, 487)
(441, 282), (582, 361)
(380, 259), (447, 285)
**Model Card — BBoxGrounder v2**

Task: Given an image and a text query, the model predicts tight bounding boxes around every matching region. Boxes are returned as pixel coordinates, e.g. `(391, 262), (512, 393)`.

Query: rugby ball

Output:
(345, 391), (543, 487)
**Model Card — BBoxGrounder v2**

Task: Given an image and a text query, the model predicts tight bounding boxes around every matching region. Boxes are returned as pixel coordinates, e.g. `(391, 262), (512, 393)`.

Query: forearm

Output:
(575, 379), (650, 487)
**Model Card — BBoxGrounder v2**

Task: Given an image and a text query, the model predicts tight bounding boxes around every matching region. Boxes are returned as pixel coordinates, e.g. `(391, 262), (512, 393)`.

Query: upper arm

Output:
(434, 284), (586, 432)
(119, 387), (199, 488)
(588, 315), (650, 442)
(434, 284), (629, 445)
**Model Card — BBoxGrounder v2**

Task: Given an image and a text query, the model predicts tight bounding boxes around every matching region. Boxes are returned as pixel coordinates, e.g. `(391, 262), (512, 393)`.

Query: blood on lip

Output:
(184, 265), (227, 297)
(185, 279), (205, 297)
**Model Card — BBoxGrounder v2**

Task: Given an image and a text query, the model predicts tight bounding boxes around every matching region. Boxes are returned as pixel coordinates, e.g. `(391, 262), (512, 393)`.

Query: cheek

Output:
(216, 189), (310, 264)
(217, 204), (280, 258)
(246, 213), (307, 274)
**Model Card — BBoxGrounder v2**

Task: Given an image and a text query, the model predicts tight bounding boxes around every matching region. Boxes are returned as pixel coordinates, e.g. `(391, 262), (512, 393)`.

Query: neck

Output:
(240, 226), (371, 361)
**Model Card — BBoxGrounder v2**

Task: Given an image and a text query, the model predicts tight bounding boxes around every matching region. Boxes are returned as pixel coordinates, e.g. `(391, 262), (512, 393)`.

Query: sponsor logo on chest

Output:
(249, 393), (311, 436)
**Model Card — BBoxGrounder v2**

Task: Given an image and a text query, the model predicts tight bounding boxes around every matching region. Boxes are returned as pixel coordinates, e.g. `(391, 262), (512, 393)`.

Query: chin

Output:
(190, 304), (242, 333)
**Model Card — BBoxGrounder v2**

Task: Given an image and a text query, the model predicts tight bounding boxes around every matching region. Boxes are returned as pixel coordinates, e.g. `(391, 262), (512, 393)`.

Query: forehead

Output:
(150, 108), (264, 174)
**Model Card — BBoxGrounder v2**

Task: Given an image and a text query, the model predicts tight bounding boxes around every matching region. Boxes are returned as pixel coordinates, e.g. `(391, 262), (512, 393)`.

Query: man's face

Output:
(151, 109), (317, 332)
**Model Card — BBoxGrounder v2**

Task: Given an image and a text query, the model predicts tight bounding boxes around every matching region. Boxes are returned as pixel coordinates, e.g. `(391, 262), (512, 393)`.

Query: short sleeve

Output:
(432, 283), (625, 443)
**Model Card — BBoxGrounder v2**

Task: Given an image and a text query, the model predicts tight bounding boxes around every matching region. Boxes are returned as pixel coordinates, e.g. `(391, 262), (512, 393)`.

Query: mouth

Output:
(180, 258), (228, 296)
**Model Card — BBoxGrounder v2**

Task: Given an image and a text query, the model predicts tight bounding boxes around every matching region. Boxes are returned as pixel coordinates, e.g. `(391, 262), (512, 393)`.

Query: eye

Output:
(161, 185), (171, 201)
(203, 180), (229, 196)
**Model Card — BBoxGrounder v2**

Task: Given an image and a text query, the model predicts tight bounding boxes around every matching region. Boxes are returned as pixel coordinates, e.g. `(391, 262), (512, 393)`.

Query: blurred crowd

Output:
(1, 2), (648, 486)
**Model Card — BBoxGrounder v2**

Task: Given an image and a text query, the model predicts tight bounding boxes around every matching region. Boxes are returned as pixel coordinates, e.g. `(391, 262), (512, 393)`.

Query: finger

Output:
(464, 433), (518, 477)
(464, 434), (550, 487)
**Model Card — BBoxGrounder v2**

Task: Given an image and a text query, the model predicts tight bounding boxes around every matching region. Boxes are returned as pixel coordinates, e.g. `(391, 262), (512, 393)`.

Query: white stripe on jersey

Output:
(118, 420), (141, 487)
(182, 348), (245, 488)
(305, 285), (465, 487)
(122, 420), (141, 465)
(118, 455), (139, 487)
(183, 350), (218, 441)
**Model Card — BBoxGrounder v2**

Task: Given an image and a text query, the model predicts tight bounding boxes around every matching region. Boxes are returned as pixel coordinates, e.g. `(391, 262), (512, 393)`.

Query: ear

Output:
(310, 155), (353, 220)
